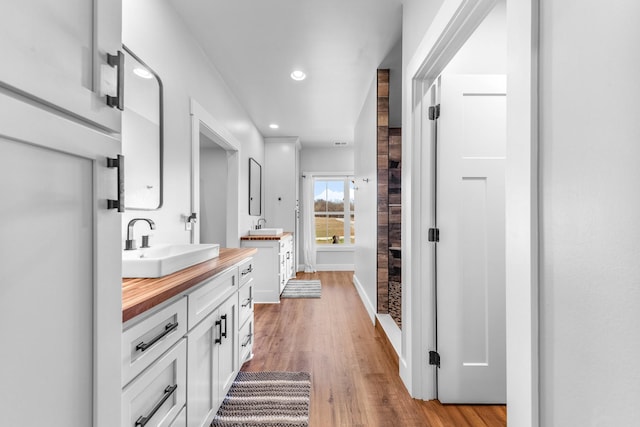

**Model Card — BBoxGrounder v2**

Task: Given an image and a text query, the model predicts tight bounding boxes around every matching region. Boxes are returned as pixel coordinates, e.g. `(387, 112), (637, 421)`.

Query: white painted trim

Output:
(190, 99), (241, 247)
(403, 0), (539, 425)
(352, 274), (375, 324)
(505, 1), (539, 425)
(315, 245), (355, 252)
(315, 263), (354, 272)
(376, 314), (401, 357)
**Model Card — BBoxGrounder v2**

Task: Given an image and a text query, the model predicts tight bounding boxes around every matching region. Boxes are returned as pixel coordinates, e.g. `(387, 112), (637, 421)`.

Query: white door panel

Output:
(436, 74), (506, 404)
(0, 92), (122, 427)
(0, 0), (121, 132)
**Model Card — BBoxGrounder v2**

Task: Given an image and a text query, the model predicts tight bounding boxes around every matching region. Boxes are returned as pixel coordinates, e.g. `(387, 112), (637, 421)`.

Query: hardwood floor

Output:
(242, 271), (507, 427)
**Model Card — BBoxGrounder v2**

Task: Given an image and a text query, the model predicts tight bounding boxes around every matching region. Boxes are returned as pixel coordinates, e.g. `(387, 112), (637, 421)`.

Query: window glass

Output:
(314, 177), (354, 245)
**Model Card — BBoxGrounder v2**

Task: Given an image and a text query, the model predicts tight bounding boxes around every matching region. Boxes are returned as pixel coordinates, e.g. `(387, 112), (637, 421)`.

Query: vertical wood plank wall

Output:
(388, 128), (402, 328)
(376, 70), (390, 314)
(377, 69), (402, 328)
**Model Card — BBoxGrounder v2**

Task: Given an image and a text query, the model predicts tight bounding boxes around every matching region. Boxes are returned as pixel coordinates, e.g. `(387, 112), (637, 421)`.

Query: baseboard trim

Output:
(352, 274), (375, 324)
(375, 315), (400, 368)
(316, 264), (354, 271)
(376, 313), (401, 358)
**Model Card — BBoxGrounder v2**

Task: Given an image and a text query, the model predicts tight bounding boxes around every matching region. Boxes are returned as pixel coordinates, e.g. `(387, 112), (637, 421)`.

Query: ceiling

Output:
(168, 0), (402, 148)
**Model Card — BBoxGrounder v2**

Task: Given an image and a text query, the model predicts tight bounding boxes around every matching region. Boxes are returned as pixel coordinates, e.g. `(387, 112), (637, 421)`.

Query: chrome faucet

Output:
(256, 218), (266, 229)
(125, 218), (156, 250)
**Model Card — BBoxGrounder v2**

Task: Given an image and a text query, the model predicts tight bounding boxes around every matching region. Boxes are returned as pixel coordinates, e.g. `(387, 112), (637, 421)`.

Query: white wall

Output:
(199, 139), (227, 246)
(401, 0), (446, 79)
(443, 0), (506, 75)
(299, 147), (355, 270)
(379, 38), (403, 128)
(353, 77), (378, 321)
(539, 1), (640, 424)
(121, 0), (264, 246)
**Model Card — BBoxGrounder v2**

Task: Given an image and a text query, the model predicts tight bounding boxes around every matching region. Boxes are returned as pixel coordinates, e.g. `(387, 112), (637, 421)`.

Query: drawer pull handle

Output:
(215, 319), (222, 344)
(241, 265), (253, 276)
(241, 298), (252, 308)
(135, 384), (177, 427)
(241, 333), (253, 348)
(136, 322), (179, 352)
(221, 314), (228, 339)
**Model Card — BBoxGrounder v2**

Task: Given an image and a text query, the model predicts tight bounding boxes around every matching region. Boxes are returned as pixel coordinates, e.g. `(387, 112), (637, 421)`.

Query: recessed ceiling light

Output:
(290, 70), (306, 81)
(269, 124), (279, 129)
(133, 67), (153, 79)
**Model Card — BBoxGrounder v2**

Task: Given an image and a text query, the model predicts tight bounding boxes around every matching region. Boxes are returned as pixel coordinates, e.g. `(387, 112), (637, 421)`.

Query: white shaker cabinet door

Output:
(0, 0), (122, 132)
(0, 90), (122, 427)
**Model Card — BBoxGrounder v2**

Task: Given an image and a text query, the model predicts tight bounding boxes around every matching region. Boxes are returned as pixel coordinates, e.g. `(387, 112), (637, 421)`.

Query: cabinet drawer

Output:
(188, 267), (237, 330)
(122, 298), (187, 387)
(239, 318), (253, 365)
(122, 339), (187, 427)
(168, 406), (186, 427)
(239, 257), (254, 286)
(238, 279), (254, 326)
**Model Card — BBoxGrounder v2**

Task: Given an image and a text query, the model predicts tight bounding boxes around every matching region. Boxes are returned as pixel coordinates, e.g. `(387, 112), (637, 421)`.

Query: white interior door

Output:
(436, 74), (506, 404)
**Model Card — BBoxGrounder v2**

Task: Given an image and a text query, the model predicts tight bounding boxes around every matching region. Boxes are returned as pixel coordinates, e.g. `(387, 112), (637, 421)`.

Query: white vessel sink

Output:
(122, 243), (220, 278)
(248, 228), (283, 236)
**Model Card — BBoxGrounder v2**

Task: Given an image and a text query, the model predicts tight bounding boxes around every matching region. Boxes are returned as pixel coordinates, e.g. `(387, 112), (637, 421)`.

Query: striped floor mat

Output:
(280, 280), (321, 299)
(212, 371), (311, 427)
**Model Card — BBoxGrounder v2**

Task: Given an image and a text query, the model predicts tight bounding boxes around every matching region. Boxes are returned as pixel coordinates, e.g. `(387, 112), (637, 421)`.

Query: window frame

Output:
(312, 175), (355, 247)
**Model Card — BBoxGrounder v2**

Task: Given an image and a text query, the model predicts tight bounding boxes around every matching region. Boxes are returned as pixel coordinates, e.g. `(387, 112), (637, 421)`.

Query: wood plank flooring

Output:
(242, 271), (506, 427)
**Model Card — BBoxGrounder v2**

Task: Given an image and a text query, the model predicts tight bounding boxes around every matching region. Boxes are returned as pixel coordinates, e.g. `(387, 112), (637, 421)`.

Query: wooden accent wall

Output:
(388, 128), (402, 328)
(377, 70), (402, 329)
(376, 70), (389, 314)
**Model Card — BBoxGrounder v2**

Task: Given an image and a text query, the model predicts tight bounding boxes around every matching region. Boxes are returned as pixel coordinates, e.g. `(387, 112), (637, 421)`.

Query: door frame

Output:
(190, 99), (241, 246)
(401, 0), (539, 426)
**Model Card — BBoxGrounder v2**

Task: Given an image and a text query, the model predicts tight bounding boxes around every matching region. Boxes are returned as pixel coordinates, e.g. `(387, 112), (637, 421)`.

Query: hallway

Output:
(242, 271), (506, 426)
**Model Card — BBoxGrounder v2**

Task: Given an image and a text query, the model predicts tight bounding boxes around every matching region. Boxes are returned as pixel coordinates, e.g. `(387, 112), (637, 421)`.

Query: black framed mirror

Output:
(122, 45), (163, 210)
(249, 158), (261, 215)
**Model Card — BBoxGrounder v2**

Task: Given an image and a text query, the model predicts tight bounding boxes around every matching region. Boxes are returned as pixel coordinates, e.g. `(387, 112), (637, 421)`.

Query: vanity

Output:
(121, 248), (256, 427)
(240, 231), (295, 303)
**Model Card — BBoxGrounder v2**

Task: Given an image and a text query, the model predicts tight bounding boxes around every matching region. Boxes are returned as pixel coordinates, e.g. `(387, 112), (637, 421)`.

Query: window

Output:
(314, 177), (355, 245)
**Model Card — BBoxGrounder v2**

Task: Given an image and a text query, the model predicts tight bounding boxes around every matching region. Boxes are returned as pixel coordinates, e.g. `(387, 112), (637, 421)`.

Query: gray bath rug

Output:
(212, 371), (311, 427)
(280, 280), (321, 299)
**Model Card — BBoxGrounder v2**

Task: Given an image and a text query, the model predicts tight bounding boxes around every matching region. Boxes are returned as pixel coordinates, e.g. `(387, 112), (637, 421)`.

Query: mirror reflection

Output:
(249, 158), (261, 215)
(122, 45), (163, 210)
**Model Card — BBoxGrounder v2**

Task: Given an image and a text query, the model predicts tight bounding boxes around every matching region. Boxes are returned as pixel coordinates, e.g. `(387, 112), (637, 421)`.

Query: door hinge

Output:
(428, 228), (439, 242)
(429, 350), (440, 368)
(428, 104), (440, 120)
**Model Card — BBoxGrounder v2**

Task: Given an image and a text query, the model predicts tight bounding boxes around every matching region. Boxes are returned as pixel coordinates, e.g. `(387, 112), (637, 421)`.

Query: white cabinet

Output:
(238, 258), (255, 364)
(0, 4), (122, 425)
(122, 298), (188, 387)
(241, 234), (294, 303)
(123, 259), (253, 427)
(186, 294), (237, 427)
(122, 339), (187, 427)
(0, 0), (122, 132)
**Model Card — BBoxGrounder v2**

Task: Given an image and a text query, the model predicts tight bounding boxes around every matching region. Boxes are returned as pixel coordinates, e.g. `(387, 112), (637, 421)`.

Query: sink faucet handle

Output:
(125, 239), (136, 251)
(141, 235), (150, 248)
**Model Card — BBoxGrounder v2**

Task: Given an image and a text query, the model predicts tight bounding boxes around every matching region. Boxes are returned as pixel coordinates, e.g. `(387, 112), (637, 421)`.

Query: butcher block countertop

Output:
(240, 231), (293, 241)
(122, 247), (257, 323)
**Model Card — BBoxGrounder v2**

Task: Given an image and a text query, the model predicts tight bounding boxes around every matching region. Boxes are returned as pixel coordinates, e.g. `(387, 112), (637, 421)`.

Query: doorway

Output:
(190, 99), (240, 246)
(199, 133), (229, 246)
(402, 0), (538, 425)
